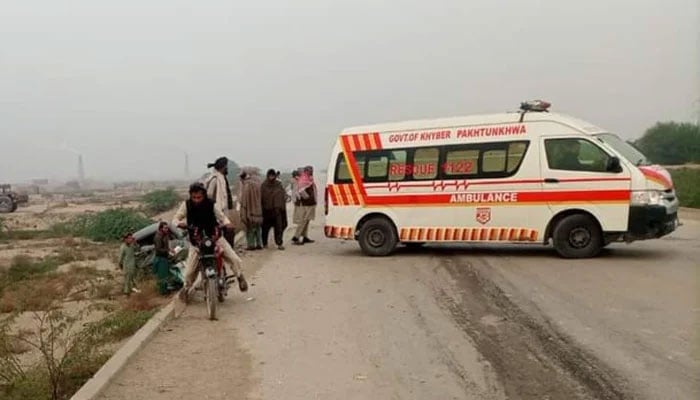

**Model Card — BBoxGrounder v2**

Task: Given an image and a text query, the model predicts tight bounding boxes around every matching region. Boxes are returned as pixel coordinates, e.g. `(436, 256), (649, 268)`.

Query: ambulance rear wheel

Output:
(359, 217), (397, 257)
(552, 214), (603, 259)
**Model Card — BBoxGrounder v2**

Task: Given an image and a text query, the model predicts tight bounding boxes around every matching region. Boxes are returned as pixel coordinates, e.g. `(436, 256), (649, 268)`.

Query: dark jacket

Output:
(154, 230), (170, 258)
(261, 180), (286, 211)
(185, 198), (218, 239)
(299, 184), (317, 207)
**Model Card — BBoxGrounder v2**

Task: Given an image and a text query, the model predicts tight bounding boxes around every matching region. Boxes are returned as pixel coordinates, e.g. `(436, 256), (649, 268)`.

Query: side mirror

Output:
(606, 156), (622, 173)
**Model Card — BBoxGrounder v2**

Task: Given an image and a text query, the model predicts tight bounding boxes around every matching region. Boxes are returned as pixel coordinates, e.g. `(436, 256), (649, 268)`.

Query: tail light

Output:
(324, 186), (329, 215)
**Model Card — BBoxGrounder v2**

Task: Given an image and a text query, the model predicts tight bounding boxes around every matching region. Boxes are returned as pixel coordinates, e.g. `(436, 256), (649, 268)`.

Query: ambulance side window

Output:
(545, 139), (611, 172)
(388, 151), (408, 181)
(334, 153), (366, 183)
(412, 148), (440, 180)
(441, 141), (529, 179)
(335, 155), (351, 183)
(335, 150), (407, 183)
(444, 149), (479, 176)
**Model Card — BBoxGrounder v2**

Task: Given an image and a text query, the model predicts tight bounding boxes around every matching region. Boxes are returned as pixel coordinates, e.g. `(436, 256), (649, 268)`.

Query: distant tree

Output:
(633, 122), (700, 165)
(143, 188), (180, 214)
(227, 159), (241, 179)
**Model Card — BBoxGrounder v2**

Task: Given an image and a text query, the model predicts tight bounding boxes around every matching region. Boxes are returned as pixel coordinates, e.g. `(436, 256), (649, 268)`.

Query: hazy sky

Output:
(1, 0), (698, 182)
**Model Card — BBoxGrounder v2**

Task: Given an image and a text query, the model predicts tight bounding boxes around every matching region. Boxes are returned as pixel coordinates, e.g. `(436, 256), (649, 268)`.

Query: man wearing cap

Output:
(204, 156), (237, 245)
(261, 168), (288, 250)
(292, 165), (317, 245)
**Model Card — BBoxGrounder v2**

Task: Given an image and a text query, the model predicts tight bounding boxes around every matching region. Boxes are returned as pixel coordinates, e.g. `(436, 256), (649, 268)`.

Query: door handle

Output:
(544, 178), (559, 184)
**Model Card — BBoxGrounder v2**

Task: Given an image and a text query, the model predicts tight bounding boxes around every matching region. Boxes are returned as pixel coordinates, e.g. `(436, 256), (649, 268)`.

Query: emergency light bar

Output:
(519, 100), (551, 122)
(520, 100), (551, 112)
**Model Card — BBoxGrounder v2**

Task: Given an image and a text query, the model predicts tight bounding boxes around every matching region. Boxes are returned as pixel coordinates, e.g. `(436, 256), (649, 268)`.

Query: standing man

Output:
(291, 168), (301, 240)
(153, 222), (172, 295)
(118, 232), (140, 295)
(292, 165), (317, 245)
(173, 182), (248, 301)
(204, 156), (236, 246)
(239, 170), (264, 250)
(261, 168), (288, 250)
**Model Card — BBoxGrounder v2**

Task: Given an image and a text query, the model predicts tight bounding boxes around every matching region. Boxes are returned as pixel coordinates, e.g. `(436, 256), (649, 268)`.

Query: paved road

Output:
(100, 212), (699, 400)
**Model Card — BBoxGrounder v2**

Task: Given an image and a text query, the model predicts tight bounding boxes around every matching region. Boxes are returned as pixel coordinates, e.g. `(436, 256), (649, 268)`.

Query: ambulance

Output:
(323, 100), (680, 258)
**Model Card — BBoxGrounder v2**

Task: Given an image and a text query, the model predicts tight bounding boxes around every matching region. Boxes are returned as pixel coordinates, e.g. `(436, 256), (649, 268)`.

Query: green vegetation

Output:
(0, 305), (157, 400)
(3, 255), (61, 285)
(670, 169), (700, 208)
(633, 122), (700, 165)
(51, 209), (151, 242)
(143, 188), (180, 215)
(0, 308), (114, 400)
(0, 261), (161, 399)
(84, 309), (155, 344)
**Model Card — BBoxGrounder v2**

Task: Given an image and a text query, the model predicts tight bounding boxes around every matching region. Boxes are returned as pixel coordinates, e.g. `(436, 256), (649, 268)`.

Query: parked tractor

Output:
(0, 184), (29, 213)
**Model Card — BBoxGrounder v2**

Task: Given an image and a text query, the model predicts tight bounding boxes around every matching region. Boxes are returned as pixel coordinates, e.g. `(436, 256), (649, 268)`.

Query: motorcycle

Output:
(183, 225), (230, 320)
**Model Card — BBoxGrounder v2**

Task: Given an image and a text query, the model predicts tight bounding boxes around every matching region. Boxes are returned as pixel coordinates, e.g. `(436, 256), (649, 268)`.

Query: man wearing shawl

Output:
(261, 168), (288, 250)
(240, 170), (264, 250)
(204, 156), (236, 245)
(292, 165), (317, 245)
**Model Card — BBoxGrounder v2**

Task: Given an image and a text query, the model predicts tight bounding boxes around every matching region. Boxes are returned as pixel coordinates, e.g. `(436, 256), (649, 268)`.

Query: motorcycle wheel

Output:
(217, 282), (225, 303)
(206, 277), (218, 320)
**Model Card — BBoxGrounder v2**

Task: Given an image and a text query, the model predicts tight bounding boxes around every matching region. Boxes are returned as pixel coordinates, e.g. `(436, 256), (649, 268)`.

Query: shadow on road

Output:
(329, 241), (674, 261)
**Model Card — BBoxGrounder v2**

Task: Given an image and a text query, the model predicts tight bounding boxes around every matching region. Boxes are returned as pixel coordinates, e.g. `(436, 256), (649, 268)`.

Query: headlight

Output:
(630, 190), (662, 206)
(204, 239), (213, 247)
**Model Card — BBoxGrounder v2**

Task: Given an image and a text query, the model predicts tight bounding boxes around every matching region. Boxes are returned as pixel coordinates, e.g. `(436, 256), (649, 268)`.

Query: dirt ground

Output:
(0, 193), (167, 383)
(98, 209), (699, 400)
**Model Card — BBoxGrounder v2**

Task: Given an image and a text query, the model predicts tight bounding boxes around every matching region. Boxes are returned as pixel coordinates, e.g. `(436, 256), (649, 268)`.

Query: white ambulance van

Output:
(323, 101), (680, 258)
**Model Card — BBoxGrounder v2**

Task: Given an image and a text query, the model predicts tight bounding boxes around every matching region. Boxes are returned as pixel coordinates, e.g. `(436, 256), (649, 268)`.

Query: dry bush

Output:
(123, 279), (165, 311)
(53, 249), (80, 265)
(0, 279), (64, 313)
(0, 307), (112, 400)
(89, 281), (117, 300)
(61, 237), (77, 247)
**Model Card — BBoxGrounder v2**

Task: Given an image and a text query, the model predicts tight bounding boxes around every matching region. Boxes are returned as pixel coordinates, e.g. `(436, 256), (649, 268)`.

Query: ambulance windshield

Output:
(595, 133), (651, 166)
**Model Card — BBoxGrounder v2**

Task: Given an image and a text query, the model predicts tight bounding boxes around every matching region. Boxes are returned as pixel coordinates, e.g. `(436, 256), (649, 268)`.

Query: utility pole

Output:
(184, 152), (190, 179)
(78, 154), (85, 182)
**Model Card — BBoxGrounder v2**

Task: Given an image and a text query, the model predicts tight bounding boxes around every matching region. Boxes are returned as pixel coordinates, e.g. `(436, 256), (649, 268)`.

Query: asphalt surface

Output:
(100, 211), (699, 400)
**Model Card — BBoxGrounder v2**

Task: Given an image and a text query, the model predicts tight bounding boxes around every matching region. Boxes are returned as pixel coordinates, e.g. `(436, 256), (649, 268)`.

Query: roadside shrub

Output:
(84, 309), (155, 344)
(51, 209), (151, 242)
(143, 188), (180, 215)
(671, 168), (700, 208)
(0, 308), (114, 400)
(4, 255), (60, 284)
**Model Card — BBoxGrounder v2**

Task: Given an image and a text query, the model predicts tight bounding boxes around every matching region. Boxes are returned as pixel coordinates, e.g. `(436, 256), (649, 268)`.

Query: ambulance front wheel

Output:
(358, 217), (398, 257)
(552, 214), (603, 259)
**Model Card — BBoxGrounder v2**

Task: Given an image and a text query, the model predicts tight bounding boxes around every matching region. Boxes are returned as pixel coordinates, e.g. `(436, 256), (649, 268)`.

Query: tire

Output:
(358, 217), (397, 257)
(552, 214), (603, 259)
(205, 278), (218, 320)
(0, 196), (13, 213)
(217, 276), (225, 303)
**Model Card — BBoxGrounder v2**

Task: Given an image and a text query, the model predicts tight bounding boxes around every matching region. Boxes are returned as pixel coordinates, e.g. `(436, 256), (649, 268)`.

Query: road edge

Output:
(69, 300), (176, 400)
(679, 207), (700, 221)
(70, 231), (245, 400)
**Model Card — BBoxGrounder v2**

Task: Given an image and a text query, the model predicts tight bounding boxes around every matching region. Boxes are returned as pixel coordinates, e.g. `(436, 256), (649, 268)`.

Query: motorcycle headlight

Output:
(204, 239), (213, 247)
(630, 190), (662, 206)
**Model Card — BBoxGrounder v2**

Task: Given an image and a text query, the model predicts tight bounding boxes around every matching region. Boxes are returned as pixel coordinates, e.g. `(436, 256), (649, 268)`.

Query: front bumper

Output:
(626, 205), (679, 240)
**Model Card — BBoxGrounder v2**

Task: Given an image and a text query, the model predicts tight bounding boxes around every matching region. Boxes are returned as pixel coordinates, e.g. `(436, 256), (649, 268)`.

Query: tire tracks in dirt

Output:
(430, 254), (634, 400)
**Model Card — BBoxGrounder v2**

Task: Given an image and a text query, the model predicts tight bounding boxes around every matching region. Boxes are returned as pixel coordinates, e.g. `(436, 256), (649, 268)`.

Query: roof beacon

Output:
(519, 100), (551, 122)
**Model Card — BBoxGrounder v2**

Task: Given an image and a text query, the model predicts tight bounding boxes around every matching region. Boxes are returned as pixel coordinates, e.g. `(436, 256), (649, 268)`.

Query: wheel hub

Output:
(368, 229), (385, 247)
(569, 227), (591, 249)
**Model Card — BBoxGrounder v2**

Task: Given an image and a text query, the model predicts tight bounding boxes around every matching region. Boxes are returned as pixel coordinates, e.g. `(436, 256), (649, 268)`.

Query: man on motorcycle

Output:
(173, 182), (249, 300)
